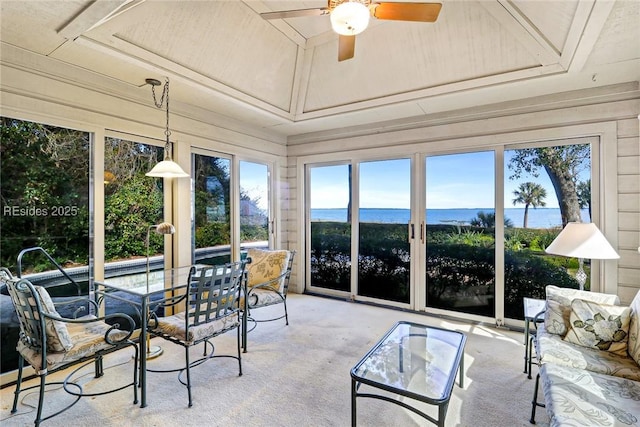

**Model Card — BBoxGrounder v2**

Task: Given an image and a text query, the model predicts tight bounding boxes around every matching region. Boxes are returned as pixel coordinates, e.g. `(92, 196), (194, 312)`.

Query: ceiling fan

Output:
(261, 0), (442, 61)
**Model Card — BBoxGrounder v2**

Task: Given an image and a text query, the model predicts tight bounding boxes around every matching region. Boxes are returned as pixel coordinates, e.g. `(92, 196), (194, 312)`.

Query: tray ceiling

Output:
(1, 0), (639, 139)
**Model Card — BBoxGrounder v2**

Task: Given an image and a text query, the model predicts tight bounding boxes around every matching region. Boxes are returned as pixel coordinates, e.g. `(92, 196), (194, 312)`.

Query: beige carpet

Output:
(0, 294), (550, 427)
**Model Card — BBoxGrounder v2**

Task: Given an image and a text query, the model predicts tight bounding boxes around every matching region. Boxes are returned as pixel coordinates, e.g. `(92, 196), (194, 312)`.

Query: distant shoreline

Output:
(311, 207), (591, 229)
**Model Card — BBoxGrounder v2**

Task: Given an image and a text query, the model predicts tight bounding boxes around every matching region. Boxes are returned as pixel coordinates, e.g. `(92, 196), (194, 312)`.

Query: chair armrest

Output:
(532, 309), (546, 331)
(52, 295), (100, 319)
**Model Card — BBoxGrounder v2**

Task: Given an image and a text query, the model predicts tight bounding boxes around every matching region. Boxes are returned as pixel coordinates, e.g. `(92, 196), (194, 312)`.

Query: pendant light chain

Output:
(150, 78), (172, 158)
(144, 76), (189, 178)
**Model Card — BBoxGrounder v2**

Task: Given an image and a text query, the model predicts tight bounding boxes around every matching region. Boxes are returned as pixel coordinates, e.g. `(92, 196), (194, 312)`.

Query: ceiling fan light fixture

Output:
(330, 1), (370, 36)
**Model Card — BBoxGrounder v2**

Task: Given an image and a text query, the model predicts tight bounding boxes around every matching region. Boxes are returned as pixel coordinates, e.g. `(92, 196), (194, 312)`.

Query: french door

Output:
(307, 158), (415, 307)
(306, 137), (597, 324)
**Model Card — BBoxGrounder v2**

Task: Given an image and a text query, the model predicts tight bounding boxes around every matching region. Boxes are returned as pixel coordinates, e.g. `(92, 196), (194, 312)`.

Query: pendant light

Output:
(145, 78), (189, 178)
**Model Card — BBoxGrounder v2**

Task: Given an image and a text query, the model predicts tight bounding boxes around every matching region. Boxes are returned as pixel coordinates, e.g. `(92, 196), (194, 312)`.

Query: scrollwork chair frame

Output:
(1, 267), (138, 426)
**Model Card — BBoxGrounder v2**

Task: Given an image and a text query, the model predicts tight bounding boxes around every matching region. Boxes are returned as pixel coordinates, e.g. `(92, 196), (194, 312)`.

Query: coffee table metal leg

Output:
(351, 378), (357, 427)
(459, 352), (464, 389)
(438, 403), (448, 427)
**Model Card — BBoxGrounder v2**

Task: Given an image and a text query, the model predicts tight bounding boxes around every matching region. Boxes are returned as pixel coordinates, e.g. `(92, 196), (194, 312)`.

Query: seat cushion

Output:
(17, 315), (128, 373)
(246, 249), (290, 291)
(247, 288), (284, 308)
(28, 286), (73, 352)
(537, 325), (640, 381)
(541, 363), (640, 427)
(152, 311), (239, 344)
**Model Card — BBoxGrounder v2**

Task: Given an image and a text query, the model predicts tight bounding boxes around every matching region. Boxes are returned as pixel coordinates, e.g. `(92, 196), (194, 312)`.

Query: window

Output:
(1, 117), (90, 374)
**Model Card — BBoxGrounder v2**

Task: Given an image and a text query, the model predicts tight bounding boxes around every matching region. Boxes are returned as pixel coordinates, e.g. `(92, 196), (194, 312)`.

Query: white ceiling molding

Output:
(73, 35), (295, 121)
(566, 0), (616, 72)
(58, 0), (146, 41)
(479, 0), (561, 66)
(241, 0), (309, 47)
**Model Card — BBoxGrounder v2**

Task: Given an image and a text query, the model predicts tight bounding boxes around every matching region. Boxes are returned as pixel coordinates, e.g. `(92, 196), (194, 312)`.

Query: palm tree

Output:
(470, 211), (514, 228)
(512, 182), (547, 228)
(577, 179), (591, 221)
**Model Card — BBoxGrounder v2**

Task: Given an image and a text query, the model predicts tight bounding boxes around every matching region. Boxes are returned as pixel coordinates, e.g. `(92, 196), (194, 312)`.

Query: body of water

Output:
(311, 208), (591, 229)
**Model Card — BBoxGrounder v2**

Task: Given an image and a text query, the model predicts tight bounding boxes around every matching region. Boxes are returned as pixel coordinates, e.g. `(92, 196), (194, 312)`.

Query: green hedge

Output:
(311, 222), (578, 319)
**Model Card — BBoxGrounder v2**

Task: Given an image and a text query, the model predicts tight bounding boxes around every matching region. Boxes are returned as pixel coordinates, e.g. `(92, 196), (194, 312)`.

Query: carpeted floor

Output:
(0, 294), (550, 426)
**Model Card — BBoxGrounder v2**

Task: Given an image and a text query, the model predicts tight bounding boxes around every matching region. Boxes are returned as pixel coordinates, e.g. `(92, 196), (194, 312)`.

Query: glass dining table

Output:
(96, 266), (197, 408)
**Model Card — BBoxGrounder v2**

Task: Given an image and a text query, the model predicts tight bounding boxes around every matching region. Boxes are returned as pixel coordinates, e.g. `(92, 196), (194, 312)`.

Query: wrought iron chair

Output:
(241, 249), (295, 352)
(1, 267), (138, 426)
(146, 261), (247, 407)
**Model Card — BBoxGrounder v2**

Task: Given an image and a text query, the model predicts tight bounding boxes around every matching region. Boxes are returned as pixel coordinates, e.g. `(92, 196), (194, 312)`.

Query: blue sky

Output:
(309, 150), (591, 210)
(240, 161), (269, 210)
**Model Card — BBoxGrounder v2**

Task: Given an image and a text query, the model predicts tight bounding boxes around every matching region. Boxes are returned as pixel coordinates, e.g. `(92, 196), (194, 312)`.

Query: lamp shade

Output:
(330, 1), (370, 35)
(545, 222), (619, 259)
(145, 159), (189, 178)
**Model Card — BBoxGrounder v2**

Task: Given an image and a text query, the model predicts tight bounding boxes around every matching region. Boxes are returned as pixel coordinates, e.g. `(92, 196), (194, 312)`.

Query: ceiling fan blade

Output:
(338, 35), (356, 62)
(372, 2), (442, 22)
(261, 8), (329, 20)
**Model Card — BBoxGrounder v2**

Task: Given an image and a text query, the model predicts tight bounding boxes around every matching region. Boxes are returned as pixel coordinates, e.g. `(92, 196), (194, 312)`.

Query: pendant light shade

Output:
(146, 159), (190, 178)
(145, 77), (189, 179)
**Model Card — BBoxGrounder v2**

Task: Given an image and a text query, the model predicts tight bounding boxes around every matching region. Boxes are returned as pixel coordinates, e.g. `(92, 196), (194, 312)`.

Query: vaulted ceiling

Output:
(1, 0), (639, 140)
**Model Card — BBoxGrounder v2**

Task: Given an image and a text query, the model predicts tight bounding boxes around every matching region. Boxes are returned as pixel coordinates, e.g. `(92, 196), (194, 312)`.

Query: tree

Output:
(508, 145), (589, 227)
(470, 211), (514, 228)
(1, 118), (90, 269)
(577, 179), (591, 221)
(512, 182), (547, 228)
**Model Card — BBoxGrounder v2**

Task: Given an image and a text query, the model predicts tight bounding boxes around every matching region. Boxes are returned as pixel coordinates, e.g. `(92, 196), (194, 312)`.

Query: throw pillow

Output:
(34, 286), (74, 352)
(246, 249), (290, 291)
(544, 285), (621, 337)
(627, 290), (640, 364)
(544, 299), (570, 336)
(563, 298), (631, 356)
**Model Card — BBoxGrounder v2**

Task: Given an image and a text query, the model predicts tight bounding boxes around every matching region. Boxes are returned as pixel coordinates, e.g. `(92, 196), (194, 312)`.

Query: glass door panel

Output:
(1, 117), (91, 374)
(308, 164), (351, 292)
(104, 137), (164, 267)
(239, 161), (269, 251)
(358, 159), (411, 303)
(425, 152), (495, 317)
(503, 142), (591, 320)
(193, 154), (232, 264)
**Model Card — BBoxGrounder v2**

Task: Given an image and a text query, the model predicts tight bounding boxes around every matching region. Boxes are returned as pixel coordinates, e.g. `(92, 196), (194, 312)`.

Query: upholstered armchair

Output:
(146, 261), (247, 407)
(1, 267), (138, 426)
(241, 249), (295, 352)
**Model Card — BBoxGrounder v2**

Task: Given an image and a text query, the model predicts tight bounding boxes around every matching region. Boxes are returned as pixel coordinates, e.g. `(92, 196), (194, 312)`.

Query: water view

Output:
(311, 208), (591, 229)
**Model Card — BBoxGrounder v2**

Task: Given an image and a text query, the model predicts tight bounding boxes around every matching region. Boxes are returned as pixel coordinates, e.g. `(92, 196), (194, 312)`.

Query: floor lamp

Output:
(145, 222), (176, 359)
(545, 222), (619, 290)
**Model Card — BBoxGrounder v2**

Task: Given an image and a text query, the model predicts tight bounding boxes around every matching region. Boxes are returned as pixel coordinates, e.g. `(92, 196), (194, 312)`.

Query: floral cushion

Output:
(33, 286), (74, 352)
(544, 300), (571, 336)
(563, 299), (631, 356)
(152, 311), (239, 344)
(246, 249), (290, 292)
(17, 315), (128, 373)
(540, 364), (640, 427)
(544, 285), (620, 337)
(536, 325), (640, 381)
(628, 291), (640, 365)
(541, 363), (640, 427)
(247, 288), (285, 308)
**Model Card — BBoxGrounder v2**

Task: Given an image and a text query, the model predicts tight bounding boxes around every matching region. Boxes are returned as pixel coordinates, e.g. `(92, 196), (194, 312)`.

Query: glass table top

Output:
(352, 321), (466, 403)
(96, 265), (198, 296)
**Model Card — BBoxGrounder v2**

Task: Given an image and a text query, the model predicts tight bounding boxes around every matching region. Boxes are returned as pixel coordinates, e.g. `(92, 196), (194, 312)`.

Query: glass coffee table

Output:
(351, 321), (466, 427)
